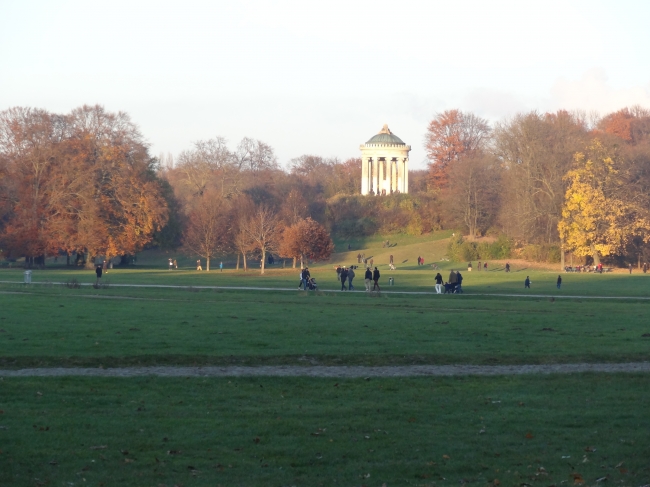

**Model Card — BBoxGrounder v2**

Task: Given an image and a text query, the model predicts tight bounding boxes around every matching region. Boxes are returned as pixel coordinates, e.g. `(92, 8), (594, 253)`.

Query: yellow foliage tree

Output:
(558, 139), (650, 264)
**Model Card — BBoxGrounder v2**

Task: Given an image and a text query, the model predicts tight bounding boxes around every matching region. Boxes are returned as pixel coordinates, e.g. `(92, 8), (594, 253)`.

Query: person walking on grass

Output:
(302, 267), (311, 290)
(525, 276), (531, 288)
(456, 271), (464, 293)
(196, 259), (202, 271)
(219, 261), (223, 272)
(168, 258), (173, 270)
(372, 267), (381, 291)
(364, 267), (372, 291)
(348, 266), (356, 290)
(336, 265), (342, 281)
(95, 264), (103, 286)
(629, 263), (633, 274)
(557, 275), (562, 289)
(340, 266), (348, 291)
(434, 272), (443, 294)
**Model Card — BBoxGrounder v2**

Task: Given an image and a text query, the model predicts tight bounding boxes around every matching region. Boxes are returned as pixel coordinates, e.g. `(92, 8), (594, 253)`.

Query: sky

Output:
(2, 0), (650, 169)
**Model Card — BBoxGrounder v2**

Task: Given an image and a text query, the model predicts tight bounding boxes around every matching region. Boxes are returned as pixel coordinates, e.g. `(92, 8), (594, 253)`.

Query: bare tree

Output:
(182, 193), (229, 270)
(446, 151), (500, 237)
(241, 204), (281, 274)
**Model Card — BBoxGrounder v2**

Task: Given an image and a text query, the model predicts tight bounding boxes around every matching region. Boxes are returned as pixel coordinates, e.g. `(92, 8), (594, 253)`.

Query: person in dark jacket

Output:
(95, 264), (103, 286)
(340, 267), (348, 291)
(336, 265), (341, 281)
(302, 267), (311, 290)
(348, 266), (356, 290)
(557, 275), (562, 289)
(372, 267), (381, 291)
(364, 267), (372, 291)
(456, 271), (464, 293)
(434, 272), (443, 294)
(525, 276), (531, 288)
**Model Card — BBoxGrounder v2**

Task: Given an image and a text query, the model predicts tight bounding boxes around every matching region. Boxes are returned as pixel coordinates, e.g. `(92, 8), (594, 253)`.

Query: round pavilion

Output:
(360, 124), (411, 195)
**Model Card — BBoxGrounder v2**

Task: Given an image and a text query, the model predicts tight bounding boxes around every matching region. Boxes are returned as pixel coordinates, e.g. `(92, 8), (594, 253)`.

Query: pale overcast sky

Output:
(2, 0), (650, 169)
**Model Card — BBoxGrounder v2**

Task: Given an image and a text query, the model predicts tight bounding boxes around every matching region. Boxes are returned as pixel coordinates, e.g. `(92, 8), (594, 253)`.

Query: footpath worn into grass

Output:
(1, 286), (649, 367)
(1, 374), (648, 486)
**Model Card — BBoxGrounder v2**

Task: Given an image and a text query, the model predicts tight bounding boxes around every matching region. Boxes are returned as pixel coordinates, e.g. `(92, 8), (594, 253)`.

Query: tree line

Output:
(424, 106), (650, 266)
(2, 104), (649, 269)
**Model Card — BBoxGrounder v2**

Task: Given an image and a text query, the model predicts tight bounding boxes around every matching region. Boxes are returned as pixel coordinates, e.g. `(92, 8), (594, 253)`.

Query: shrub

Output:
(520, 244), (561, 263)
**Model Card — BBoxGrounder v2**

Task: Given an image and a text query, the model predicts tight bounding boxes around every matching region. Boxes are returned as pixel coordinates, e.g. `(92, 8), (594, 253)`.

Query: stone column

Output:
(378, 158), (384, 195)
(361, 157), (369, 195)
(372, 157), (378, 195)
(391, 159), (397, 193)
(404, 158), (409, 193)
(397, 159), (404, 193)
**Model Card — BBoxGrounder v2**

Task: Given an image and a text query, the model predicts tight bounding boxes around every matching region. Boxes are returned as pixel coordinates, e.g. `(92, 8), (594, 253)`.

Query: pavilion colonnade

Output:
(360, 156), (408, 195)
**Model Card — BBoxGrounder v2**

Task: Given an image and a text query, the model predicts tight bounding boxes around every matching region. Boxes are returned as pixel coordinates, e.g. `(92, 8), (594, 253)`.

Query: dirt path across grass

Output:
(1, 280), (650, 300)
(2, 362), (649, 378)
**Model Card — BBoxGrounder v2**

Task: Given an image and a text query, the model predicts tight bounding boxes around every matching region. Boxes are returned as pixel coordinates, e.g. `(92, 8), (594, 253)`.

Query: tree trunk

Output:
(243, 252), (247, 271)
(300, 255), (303, 269)
(560, 241), (565, 270)
(591, 245), (601, 266)
(292, 257), (296, 269)
(638, 253), (642, 269)
(206, 256), (210, 271)
(236, 253), (240, 270)
(261, 248), (266, 275)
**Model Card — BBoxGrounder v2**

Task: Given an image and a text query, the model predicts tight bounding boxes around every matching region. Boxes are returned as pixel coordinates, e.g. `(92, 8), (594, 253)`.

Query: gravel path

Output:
(1, 280), (649, 300)
(2, 362), (649, 378)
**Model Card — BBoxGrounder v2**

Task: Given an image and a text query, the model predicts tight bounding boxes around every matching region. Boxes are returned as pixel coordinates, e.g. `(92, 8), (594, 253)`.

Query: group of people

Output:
(335, 265), (356, 290)
(434, 270), (463, 294)
(417, 256), (425, 266)
(332, 265), (381, 291)
(195, 260), (223, 271)
(299, 267), (318, 290)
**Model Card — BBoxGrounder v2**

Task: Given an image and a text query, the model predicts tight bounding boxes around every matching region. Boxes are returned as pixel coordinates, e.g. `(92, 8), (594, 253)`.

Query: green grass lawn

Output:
(0, 286), (649, 367)
(1, 252), (650, 485)
(1, 374), (648, 486)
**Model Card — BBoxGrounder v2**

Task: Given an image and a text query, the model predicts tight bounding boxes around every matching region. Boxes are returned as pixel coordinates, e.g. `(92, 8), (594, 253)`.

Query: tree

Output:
(425, 110), (490, 189)
(445, 151), (500, 237)
(279, 217), (334, 268)
(182, 193), (229, 270)
(240, 205), (281, 274)
(558, 139), (650, 264)
(65, 105), (169, 262)
(494, 110), (587, 244)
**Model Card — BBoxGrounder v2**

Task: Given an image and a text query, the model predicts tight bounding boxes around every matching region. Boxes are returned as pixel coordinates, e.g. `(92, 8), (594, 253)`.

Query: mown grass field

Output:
(1, 375), (649, 486)
(0, 286), (649, 368)
(1, 233), (649, 486)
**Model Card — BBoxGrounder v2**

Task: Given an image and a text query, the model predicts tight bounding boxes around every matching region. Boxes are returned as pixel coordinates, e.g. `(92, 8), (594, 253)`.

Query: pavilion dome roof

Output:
(365, 124), (406, 145)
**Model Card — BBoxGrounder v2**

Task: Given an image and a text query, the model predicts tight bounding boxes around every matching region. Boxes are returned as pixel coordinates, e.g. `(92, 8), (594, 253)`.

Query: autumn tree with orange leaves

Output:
(425, 110), (490, 189)
(279, 217), (334, 269)
(0, 105), (168, 266)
